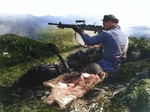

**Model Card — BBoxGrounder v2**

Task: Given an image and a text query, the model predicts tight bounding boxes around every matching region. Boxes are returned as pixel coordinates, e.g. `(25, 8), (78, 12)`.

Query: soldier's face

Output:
(103, 21), (108, 30)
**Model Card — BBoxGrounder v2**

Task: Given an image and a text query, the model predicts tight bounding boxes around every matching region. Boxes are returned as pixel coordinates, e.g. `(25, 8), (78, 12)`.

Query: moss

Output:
(120, 79), (150, 112)
(114, 59), (150, 83)
(127, 37), (150, 62)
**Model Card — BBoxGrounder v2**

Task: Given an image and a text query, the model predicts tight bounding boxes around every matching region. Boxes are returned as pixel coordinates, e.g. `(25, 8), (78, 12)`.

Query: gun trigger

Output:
(57, 25), (64, 29)
(57, 25), (60, 29)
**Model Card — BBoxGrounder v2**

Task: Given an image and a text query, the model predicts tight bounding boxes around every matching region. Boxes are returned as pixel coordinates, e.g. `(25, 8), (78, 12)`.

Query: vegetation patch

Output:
(0, 33), (150, 112)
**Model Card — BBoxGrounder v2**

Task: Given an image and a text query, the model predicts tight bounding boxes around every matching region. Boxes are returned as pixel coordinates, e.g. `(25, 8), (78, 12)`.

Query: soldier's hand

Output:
(73, 25), (82, 34)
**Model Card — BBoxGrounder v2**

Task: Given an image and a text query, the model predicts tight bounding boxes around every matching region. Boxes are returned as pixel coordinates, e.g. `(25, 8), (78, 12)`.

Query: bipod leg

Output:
(46, 43), (72, 73)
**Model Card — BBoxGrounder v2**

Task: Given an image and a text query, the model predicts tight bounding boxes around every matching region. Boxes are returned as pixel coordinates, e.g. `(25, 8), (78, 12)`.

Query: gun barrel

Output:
(48, 23), (60, 25)
(48, 22), (75, 26)
(48, 22), (79, 29)
(48, 21), (103, 33)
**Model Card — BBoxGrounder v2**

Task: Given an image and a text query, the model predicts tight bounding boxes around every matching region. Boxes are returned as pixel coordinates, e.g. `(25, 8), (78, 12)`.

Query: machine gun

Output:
(48, 20), (103, 34)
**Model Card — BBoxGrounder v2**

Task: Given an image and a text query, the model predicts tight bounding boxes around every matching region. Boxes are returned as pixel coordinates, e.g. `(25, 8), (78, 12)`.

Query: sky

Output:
(0, 0), (150, 37)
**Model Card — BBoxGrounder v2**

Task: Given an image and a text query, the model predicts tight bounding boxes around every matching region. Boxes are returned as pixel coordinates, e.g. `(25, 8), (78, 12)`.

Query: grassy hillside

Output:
(0, 32), (150, 112)
(0, 34), (54, 68)
(36, 27), (81, 52)
(0, 31), (81, 112)
(0, 28), (81, 68)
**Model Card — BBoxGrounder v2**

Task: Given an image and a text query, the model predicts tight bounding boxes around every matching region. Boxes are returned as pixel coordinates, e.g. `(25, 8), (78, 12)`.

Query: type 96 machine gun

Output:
(48, 20), (103, 34)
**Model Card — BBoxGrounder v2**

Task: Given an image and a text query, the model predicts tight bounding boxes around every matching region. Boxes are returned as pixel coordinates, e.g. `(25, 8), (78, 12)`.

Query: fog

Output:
(0, 14), (150, 39)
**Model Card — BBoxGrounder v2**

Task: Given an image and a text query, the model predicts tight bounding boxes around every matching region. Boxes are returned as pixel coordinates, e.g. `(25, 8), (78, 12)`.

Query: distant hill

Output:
(0, 14), (150, 39)
(0, 14), (104, 39)
(0, 14), (77, 39)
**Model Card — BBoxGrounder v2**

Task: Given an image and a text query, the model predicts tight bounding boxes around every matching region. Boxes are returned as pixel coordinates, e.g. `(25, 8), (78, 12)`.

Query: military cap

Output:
(102, 14), (119, 23)
(85, 63), (104, 75)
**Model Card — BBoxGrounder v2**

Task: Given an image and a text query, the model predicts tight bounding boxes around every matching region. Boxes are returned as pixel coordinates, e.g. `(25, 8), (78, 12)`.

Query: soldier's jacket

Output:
(43, 72), (105, 110)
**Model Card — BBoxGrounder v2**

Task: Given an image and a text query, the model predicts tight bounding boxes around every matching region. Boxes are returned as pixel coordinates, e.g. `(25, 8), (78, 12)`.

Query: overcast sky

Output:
(0, 0), (150, 37)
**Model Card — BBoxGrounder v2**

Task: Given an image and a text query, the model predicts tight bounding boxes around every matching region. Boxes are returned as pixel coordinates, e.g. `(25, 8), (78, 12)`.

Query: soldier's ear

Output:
(98, 72), (106, 79)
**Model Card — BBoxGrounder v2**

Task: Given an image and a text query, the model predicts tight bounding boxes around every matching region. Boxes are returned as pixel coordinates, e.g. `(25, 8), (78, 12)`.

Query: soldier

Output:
(73, 14), (128, 73)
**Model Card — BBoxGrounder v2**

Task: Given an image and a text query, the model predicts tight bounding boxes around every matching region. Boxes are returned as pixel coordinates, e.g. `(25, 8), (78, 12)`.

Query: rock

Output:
(34, 90), (45, 98)
(20, 90), (33, 103)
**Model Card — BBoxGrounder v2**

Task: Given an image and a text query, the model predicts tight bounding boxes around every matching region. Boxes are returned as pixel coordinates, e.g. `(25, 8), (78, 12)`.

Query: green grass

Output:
(0, 34), (53, 68)
(0, 28), (81, 86)
(36, 28), (81, 52)
(0, 29), (82, 112)
(0, 31), (150, 112)
(0, 54), (71, 112)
